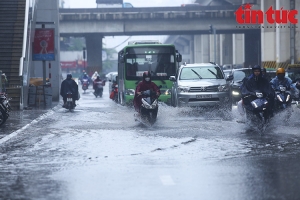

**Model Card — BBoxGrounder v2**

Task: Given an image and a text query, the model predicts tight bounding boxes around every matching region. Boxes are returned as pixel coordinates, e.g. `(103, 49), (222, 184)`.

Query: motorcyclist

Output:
(261, 67), (271, 81)
(60, 74), (78, 107)
(293, 78), (300, 99)
(1, 73), (8, 93)
(240, 65), (274, 115)
(133, 71), (161, 113)
(81, 73), (90, 84)
(91, 71), (99, 81)
(93, 75), (105, 97)
(270, 68), (295, 92)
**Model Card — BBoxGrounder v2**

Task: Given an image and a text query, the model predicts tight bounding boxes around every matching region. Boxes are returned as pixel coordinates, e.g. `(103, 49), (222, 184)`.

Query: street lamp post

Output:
(209, 24), (216, 63)
(83, 47), (86, 70)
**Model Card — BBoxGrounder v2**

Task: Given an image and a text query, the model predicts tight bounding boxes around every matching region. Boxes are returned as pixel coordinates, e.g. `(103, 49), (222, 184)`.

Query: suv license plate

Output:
(196, 95), (212, 99)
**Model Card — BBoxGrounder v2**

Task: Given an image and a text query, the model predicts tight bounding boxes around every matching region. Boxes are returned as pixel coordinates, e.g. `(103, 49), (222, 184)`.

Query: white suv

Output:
(169, 63), (232, 109)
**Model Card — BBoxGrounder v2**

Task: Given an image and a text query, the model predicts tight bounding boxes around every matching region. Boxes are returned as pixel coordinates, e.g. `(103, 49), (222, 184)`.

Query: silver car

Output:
(169, 63), (232, 109)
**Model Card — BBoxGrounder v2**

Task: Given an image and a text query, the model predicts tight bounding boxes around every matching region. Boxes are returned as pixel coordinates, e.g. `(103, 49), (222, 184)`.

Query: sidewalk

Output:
(0, 101), (60, 139)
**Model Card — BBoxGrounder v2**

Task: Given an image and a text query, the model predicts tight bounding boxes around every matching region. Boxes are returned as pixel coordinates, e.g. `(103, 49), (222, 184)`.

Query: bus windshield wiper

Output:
(191, 69), (202, 79)
(157, 76), (166, 84)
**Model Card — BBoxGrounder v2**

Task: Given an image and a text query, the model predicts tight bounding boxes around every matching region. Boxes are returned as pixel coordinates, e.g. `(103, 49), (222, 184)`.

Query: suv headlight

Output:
(218, 85), (229, 92)
(178, 86), (190, 93)
(232, 90), (240, 96)
(125, 89), (135, 95)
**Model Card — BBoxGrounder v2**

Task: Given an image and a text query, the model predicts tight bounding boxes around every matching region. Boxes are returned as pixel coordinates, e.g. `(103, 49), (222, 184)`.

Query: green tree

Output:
(102, 45), (117, 72)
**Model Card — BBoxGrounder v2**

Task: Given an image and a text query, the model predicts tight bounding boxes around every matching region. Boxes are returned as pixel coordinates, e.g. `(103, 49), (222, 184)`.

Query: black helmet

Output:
(252, 65), (261, 72)
(67, 74), (72, 79)
(143, 71), (151, 82)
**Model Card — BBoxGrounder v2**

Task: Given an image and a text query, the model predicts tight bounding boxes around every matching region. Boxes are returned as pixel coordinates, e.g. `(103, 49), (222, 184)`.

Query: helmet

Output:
(252, 65), (261, 71)
(262, 68), (266, 73)
(67, 74), (72, 79)
(276, 68), (285, 75)
(143, 71), (151, 82)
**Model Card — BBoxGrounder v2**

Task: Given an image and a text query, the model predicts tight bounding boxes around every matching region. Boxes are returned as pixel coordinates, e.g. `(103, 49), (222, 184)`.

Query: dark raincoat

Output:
(240, 73), (275, 109)
(60, 78), (79, 100)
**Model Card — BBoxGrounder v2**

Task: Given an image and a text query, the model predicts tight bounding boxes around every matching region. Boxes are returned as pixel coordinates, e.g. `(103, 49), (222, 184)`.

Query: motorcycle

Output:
(94, 81), (104, 98)
(0, 93), (11, 126)
(82, 79), (89, 93)
(64, 92), (75, 111)
(134, 89), (159, 126)
(243, 91), (270, 130)
(110, 84), (118, 103)
(274, 85), (292, 110)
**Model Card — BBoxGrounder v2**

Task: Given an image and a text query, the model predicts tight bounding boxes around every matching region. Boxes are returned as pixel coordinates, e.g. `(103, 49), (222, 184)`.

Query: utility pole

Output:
(209, 24), (216, 63)
(83, 47), (86, 70)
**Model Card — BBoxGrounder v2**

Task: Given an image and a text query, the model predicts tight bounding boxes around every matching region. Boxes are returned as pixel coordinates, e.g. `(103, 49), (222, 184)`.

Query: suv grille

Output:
(189, 85), (219, 92)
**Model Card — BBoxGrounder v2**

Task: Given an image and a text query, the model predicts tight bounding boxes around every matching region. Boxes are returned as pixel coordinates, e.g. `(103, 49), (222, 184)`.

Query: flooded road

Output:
(1, 84), (300, 200)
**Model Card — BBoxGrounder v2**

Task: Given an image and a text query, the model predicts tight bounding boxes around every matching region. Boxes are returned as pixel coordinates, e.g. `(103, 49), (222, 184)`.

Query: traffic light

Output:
(209, 25), (213, 33)
(83, 47), (86, 59)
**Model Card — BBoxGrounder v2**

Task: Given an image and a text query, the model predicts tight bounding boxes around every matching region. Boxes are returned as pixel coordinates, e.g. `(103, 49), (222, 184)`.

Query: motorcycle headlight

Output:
(218, 85), (229, 92)
(141, 98), (151, 109)
(152, 99), (158, 107)
(232, 90), (240, 96)
(125, 89), (135, 96)
(178, 86), (190, 93)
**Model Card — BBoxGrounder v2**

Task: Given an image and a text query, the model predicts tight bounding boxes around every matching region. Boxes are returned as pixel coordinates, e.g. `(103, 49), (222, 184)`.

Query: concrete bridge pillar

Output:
(201, 35), (210, 63)
(232, 34), (245, 67)
(193, 35), (202, 63)
(220, 34), (233, 66)
(245, 30), (261, 68)
(85, 34), (103, 75)
(261, 0), (276, 68)
(275, 0), (292, 67)
(32, 0), (60, 101)
(193, 35), (210, 63)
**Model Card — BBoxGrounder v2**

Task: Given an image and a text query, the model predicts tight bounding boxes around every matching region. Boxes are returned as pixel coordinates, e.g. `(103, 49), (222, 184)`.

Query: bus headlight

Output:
(125, 89), (135, 95)
(164, 89), (171, 95)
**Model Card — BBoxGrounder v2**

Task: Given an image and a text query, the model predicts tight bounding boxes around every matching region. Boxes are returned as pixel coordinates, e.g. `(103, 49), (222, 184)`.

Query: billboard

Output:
(32, 29), (55, 61)
(96, 0), (123, 4)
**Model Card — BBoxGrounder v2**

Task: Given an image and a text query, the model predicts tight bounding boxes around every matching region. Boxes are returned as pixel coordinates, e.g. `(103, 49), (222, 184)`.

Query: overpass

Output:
(59, 6), (253, 36)
(58, 6), (260, 73)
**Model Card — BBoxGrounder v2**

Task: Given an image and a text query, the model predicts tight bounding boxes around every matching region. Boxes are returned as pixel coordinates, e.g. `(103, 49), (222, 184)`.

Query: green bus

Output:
(117, 41), (182, 106)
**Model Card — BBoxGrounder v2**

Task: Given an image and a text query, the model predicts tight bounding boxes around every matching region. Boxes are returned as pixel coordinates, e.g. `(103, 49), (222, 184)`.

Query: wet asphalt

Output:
(0, 103), (59, 139)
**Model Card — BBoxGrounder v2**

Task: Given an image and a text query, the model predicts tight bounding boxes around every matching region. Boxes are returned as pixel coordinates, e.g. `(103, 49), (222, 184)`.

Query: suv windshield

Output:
(180, 66), (224, 80)
(233, 69), (252, 81)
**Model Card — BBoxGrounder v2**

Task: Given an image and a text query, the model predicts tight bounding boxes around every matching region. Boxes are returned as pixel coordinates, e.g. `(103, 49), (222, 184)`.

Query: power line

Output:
(111, 36), (132, 49)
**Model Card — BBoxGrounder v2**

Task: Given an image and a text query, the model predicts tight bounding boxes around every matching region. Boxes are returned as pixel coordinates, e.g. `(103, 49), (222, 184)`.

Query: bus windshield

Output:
(125, 48), (176, 80)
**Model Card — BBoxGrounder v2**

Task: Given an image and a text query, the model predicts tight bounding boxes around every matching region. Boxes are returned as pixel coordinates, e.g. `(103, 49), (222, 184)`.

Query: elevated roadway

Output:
(59, 6), (254, 36)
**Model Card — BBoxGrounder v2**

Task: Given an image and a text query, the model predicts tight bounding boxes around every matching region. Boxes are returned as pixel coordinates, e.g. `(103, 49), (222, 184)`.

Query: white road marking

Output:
(160, 175), (175, 186)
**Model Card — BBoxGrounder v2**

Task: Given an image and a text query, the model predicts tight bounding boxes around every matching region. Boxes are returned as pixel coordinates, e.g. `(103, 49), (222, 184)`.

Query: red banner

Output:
(60, 61), (87, 69)
(33, 29), (55, 61)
